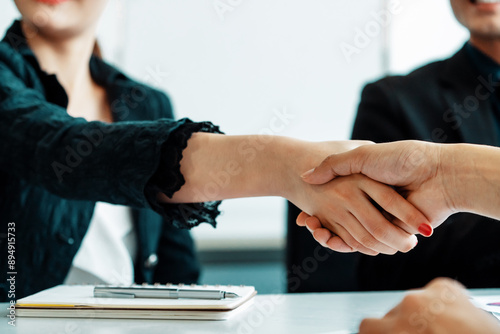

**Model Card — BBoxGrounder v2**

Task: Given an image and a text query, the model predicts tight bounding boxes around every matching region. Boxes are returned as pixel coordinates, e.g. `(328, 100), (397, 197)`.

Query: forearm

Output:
(159, 133), (331, 203)
(441, 143), (500, 219)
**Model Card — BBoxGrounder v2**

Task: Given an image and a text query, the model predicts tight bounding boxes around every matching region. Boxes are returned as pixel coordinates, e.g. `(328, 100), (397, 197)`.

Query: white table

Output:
(2, 289), (499, 334)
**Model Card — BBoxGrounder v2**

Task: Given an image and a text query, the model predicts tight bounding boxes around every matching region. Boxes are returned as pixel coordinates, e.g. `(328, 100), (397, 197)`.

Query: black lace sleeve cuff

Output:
(145, 118), (224, 229)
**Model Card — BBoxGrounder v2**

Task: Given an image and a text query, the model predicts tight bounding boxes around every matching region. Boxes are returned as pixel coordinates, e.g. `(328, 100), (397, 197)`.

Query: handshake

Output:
(173, 134), (497, 256)
(290, 140), (478, 256)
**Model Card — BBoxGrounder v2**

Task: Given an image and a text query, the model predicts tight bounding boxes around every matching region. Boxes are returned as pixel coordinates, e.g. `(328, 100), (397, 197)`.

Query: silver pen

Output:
(93, 286), (240, 300)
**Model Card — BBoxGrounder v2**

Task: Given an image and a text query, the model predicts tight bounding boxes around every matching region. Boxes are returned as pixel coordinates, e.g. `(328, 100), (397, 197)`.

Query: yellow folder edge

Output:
(16, 304), (89, 308)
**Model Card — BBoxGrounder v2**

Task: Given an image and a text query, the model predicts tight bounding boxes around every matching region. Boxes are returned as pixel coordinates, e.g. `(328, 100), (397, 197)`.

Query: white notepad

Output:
(16, 284), (257, 321)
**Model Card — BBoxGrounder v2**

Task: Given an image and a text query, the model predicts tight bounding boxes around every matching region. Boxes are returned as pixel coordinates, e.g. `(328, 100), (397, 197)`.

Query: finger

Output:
(308, 224), (354, 252)
(305, 217), (328, 245)
(304, 216), (322, 230)
(382, 210), (411, 234)
(334, 140), (375, 150)
(381, 209), (393, 221)
(304, 219), (353, 252)
(310, 227), (332, 247)
(304, 206), (387, 255)
(305, 218), (353, 252)
(358, 317), (389, 334)
(325, 221), (380, 256)
(337, 208), (399, 255)
(353, 184), (419, 252)
(426, 277), (466, 292)
(324, 234), (355, 253)
(301, 149), (364, 185)
(296, 211), (311, 227)
(362, 180), (431, 236)
(390, 216), (409, 232)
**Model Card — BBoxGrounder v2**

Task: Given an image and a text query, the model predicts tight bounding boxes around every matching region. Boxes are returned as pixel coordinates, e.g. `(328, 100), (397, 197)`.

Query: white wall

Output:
(388, 0), (468, 74)
(0, 0), (468, 251)
(0, 2), (18, 33)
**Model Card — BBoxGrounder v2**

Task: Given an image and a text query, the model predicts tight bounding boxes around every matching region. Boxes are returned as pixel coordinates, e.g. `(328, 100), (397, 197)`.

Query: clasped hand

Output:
(293, 141), (455, 256)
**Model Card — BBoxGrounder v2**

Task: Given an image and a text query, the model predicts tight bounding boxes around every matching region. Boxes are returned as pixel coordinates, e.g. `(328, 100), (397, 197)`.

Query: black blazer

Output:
(287, 46), (500, 292)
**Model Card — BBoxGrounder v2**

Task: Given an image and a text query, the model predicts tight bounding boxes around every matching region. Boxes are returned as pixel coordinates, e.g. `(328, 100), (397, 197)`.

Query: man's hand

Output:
(291, 174), (422, 255)
(358, 278), (500, 334)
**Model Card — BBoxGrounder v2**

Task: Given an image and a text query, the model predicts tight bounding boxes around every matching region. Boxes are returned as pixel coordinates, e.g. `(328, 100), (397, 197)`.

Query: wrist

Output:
(269, 137), (315, 200)
(273, 139), (346, 203)
(438, 144), (473, 213)
(444, 143), (500, 216)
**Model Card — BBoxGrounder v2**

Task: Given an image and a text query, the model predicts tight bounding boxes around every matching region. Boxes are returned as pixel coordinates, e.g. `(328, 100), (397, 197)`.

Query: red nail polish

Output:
(418, 224), (433, 237)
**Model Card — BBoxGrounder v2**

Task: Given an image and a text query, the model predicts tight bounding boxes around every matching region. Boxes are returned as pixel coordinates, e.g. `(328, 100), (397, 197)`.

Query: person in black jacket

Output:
(287, 0), (500, 292)
(0, 1), (429, 301)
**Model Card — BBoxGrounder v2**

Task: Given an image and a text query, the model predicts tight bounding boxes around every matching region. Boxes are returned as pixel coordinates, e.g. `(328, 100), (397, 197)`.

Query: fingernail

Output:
(418, 224), (433, 237)
(301, 168), (315, 178)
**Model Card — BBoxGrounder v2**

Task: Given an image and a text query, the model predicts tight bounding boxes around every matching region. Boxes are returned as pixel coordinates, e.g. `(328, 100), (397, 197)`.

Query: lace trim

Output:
(146, 119), (224, 229)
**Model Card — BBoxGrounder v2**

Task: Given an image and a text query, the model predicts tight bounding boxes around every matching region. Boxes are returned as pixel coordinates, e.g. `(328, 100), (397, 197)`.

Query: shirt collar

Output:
(465, 41), (500, 81)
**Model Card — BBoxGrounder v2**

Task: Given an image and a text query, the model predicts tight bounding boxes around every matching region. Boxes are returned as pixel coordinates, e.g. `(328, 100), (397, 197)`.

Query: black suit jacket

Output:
(287, 45), (500, 292)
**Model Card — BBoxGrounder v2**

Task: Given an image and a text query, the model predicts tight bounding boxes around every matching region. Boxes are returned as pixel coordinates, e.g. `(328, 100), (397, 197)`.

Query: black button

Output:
(56, 232), (75, 245)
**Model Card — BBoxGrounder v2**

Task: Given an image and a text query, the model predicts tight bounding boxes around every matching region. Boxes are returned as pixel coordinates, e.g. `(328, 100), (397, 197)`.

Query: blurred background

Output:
(0, 0), (468, 293)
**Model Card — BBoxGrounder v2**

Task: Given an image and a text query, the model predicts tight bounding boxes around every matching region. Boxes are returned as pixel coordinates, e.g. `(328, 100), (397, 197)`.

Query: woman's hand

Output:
(290, 174), (421, 255)
(358, 278), (500, 334)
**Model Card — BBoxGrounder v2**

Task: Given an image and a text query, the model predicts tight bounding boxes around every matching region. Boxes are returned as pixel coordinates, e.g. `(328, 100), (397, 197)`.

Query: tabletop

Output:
(2, 289), (499, 334)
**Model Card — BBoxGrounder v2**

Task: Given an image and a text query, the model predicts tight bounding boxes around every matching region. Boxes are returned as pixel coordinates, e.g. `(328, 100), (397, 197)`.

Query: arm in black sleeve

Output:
(351, 79), (407, 142)
(0, 59), (221, 227)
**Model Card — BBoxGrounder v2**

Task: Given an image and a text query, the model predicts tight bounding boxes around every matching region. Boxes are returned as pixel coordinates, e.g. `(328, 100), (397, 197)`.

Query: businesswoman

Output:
(0, 0), (428, 300)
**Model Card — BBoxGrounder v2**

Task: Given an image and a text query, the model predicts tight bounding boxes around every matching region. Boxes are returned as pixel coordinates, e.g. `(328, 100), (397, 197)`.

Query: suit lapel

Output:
(439, 46), (499, 145)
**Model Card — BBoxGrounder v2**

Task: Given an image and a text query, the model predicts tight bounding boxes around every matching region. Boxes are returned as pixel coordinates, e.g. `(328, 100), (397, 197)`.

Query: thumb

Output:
(301, 150), (362, 184)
